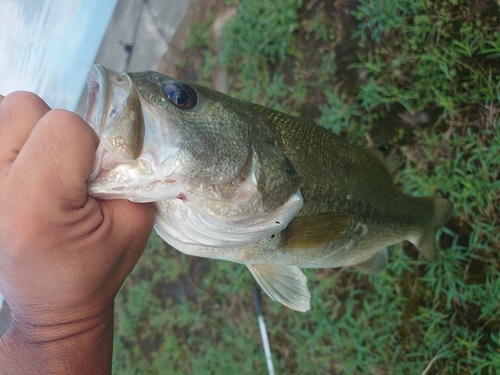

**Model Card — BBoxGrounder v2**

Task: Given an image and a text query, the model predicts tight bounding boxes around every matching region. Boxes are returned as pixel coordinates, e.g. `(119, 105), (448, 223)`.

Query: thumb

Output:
(97, 199), (155, 277)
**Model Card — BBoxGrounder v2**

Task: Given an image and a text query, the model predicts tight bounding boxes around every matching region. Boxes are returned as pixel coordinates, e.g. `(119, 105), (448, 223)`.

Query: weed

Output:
(113, 0), (500, 374)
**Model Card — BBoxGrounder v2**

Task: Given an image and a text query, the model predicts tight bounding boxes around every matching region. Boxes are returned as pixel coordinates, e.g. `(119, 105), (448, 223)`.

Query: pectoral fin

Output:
(352, 248), (388, 275)
(247, 264), (311, 312)
(281, 212), (349, 249)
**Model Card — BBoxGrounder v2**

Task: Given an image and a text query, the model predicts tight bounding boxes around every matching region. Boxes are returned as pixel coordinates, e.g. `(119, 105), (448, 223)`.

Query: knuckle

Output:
(3, 91), (49, 113)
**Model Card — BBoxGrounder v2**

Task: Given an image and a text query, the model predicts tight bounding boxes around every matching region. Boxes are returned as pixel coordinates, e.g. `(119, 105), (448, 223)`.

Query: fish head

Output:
(85, 65), (253, 202)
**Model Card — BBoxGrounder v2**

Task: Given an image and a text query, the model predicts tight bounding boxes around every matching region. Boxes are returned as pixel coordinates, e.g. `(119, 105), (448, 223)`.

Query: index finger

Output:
(0, 92), (50, 167)
(7, 109), (99, 212)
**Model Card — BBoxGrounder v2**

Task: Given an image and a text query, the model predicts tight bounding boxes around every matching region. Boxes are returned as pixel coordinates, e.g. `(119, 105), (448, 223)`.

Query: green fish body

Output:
(86, 65), (453, 311)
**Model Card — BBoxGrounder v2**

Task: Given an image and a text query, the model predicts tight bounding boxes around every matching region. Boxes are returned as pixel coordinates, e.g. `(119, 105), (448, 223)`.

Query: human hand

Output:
(0, 92), (154, 373)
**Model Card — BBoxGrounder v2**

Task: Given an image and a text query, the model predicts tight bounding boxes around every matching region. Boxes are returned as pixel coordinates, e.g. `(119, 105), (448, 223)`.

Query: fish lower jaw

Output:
(87, 178), (182, 202)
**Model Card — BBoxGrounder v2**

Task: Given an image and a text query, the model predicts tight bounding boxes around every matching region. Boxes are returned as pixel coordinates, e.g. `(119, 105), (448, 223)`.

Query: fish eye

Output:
(163, 83), (197, 109)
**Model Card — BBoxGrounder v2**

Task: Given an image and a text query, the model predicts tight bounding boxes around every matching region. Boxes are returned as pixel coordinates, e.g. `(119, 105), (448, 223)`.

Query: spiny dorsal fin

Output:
(281, 212), (350, 249)
(352, 248), (388, 275)
(247, 264), (311, 312)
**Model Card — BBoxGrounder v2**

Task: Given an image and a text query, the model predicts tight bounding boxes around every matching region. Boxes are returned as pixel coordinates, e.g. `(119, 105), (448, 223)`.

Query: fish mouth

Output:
(84, 65), (147, 181)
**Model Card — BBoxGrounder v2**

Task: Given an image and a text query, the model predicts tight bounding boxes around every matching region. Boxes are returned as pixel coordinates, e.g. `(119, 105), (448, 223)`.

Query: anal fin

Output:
(352, 248), (388, 275)
(365, 147), (402, 173)
(247, 264), (311, 312)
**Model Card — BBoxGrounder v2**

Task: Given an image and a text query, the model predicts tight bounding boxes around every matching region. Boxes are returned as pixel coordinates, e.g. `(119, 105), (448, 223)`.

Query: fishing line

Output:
(253, 285), (275, 375)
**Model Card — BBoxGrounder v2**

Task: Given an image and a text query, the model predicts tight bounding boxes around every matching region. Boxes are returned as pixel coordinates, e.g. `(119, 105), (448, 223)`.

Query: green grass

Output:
(113, 0), (500, 373)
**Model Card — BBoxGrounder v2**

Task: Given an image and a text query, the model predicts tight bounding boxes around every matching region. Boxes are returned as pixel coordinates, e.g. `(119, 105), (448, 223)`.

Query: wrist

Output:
(0, 303), (115, 375)
(12, 301), (113, 341)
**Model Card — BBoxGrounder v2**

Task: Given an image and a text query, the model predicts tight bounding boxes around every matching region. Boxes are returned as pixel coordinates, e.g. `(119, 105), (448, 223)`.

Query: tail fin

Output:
(415, 197), (453, 261)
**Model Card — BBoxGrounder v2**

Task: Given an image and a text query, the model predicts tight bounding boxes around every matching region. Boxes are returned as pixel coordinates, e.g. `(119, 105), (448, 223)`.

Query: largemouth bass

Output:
(85, 65), (453, 312)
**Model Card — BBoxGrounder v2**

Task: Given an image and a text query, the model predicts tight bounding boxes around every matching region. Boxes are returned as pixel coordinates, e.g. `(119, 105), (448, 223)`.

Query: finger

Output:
(8, 109), (99, 212)
(0, 92), (50, 165)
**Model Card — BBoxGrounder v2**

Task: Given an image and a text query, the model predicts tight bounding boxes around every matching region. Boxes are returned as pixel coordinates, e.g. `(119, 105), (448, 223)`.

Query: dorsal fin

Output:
(281, 212), (349, 249)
